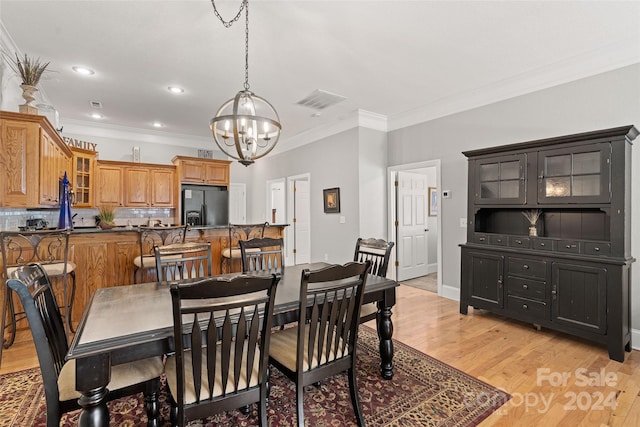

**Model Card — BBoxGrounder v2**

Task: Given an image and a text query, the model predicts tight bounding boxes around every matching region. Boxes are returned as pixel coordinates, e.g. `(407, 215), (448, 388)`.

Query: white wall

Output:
(387, 64), (640, 328)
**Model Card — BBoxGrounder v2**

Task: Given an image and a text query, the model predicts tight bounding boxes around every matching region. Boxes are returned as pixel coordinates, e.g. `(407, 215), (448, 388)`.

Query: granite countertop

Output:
(69, 224), (288, 234)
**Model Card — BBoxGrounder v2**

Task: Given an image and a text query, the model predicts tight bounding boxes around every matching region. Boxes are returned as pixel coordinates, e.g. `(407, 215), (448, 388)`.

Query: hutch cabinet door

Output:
(474, 154), (526, 204)
(552, 262), (606, 334)
(538, 143), (610, 204)
(463, 251), (504, 309)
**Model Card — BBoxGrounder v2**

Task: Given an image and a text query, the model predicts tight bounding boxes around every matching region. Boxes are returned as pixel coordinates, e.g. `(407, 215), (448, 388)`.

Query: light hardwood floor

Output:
(2, 284), (639, 426)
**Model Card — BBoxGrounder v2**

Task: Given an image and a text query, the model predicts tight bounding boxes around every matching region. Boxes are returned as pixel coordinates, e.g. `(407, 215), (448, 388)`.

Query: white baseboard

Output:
(440, 284), (460, 301)
(631, 328), (640, 351)
(427, 263), (438, 274)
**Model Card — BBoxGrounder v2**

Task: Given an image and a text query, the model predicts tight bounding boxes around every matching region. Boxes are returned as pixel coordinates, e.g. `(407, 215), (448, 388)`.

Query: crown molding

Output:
(274, 109), (388, 155)
(62, 118), (214, 149)
(388, 38), (640, 131)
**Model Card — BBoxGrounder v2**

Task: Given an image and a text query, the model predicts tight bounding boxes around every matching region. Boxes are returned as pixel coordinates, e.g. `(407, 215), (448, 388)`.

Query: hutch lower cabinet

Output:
(460, 126), (638, 362)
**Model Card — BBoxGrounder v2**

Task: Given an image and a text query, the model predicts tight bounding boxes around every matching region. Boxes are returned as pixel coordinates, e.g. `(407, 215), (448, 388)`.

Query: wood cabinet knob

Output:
(523, 304), (528, 310)
(523, 264), (529, 269)
(523, 284), (529, 290)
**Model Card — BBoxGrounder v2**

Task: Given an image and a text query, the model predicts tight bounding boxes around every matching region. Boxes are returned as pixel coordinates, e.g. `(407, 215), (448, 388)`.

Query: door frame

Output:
(387, 160), (442, 294)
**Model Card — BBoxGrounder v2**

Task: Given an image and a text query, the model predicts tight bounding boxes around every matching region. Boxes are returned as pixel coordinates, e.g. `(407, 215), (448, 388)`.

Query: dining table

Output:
(66, 262), (398, 427)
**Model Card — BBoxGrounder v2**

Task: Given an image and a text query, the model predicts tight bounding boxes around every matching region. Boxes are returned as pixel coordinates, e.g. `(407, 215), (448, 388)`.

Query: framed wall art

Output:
(323, 187), (340, 213)
(428, 187), (438, 216)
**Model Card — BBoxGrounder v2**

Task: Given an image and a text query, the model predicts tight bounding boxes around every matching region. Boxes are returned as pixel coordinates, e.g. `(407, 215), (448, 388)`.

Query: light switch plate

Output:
(339, 216), (346, 224)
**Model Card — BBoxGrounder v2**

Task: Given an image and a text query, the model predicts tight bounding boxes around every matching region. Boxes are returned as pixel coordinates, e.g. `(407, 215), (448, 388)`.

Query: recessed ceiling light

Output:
(168, 86), (184, 94)
(152, 122), (163, 128)
(90, 112), (103, 119)
(72, 66), (95, 76)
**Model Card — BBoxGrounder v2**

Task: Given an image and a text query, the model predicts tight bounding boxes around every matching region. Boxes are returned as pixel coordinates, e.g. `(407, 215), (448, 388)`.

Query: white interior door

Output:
(286, 174), (311, 265)
(266, 179), (286, 224)
(396, 171), (429, 281)
(228, 183), (246, 223)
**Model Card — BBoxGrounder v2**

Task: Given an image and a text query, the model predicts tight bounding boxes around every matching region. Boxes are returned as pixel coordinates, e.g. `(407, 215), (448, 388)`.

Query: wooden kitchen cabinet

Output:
(0, 111), (71, 208)
(40, 131), (72, 206)
(70, 147), (96, 207)
(95, 161), (124, 207)
(172, 156), (230, 186)
(124, 165), (175, 207)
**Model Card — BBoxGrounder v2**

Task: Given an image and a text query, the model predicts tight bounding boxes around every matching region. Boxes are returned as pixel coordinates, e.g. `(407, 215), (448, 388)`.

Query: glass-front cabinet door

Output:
(538, 143), (610, 204)
(474, 154), (526, 204)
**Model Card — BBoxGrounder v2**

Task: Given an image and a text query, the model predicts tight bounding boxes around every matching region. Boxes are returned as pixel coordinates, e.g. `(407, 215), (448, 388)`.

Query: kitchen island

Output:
(4, 224), (287, 329)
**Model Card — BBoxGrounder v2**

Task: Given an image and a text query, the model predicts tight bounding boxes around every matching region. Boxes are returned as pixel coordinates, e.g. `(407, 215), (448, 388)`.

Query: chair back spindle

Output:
(239, 237), (284, 273)
(154, 242), (212, 281)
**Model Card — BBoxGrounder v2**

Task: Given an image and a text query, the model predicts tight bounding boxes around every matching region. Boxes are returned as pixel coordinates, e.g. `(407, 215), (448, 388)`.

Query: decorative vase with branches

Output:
(4, 52), (51, 114)
(522, 209), (543, 236)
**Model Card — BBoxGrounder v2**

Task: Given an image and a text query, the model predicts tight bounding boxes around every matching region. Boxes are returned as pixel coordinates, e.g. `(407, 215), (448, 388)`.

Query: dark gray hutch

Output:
(460, 126), (637, 362)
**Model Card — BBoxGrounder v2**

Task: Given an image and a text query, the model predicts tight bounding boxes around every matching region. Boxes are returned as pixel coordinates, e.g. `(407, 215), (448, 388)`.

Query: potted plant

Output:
(96, 205), (117, 229)
(5, 52), (51, 114)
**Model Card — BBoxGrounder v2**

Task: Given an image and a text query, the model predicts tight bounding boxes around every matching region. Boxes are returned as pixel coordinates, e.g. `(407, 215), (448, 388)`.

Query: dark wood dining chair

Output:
(269, 261), (371, 427)
(220, 222), (269, 273)
(239, 237), (284, 273)
(133, 225), (189, 283)
(354, 237), (394, 323)
(154, 242), (212, 281)
(0, 229), (76, 365)
(165, 273), (281, 427)
(7, 263), (164, 427)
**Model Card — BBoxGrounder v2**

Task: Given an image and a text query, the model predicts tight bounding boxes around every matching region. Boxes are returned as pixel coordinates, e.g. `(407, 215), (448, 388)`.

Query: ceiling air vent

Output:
(296, 89), (346, 110)
(90, 100), (102, 109)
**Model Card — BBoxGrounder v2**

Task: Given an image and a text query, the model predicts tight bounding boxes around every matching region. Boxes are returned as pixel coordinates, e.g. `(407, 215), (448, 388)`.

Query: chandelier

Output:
(209, 0), (281, 166)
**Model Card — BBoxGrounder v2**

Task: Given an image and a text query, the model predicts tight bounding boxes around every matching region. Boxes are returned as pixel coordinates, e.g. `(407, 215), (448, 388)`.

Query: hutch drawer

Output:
(509, 236), (531, 249)
(507, 257), (547, 280)
(474, 233), (489, 244)
(489, 234), (508, 246)
(532, 238), (554, 251)
(583, 241), (610, 256)
(506, 276), (546, 300)
(506, 295), (548, 322)
(557, 240), (580, 254)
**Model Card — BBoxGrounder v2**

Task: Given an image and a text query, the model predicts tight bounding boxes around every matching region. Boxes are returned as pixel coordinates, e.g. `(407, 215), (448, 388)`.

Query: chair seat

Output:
(133, 254), (182, 268)
(270, 324), (346, 372)
(359, 303), (377, 320)
(7, 261), (76, 278)
(165, 343), (260, 404)
(221, 247), (260, 259)
(58, 356), (164, 401)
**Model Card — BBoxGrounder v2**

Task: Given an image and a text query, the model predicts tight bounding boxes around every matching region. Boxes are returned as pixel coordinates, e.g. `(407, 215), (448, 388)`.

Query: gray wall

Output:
(358, 127), (388, 239)
(387, 64), (640, 326)
(244, 128), (363, 264)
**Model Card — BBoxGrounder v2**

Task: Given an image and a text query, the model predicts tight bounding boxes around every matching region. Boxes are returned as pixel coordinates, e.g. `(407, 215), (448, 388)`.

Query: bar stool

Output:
(220, 222), (269, 273)
(0, 229), (76, 365)
(133, 225), (189, 283)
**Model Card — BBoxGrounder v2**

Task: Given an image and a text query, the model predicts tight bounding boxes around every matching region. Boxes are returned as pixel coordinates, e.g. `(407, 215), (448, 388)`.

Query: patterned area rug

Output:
(1, 326), (509, 426)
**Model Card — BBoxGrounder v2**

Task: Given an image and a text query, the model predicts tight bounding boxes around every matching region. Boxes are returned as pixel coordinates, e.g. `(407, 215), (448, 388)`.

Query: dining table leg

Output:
(376, 289), (395, 380)
(76, 354), (111, 427)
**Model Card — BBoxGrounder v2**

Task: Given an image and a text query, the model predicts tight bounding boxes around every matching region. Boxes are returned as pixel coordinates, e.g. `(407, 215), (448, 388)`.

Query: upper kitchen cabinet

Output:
(0, 111), (72, 208)
(95, 161), (124, 207)
(124, 165), (175, 208)
(172, 156), (230, 186)
(96, 161), (176, 208)
(70, 147), (97, 207)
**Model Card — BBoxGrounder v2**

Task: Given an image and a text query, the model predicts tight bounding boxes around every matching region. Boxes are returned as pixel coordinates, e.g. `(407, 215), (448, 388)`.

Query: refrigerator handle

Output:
(201, 204), (207, 226)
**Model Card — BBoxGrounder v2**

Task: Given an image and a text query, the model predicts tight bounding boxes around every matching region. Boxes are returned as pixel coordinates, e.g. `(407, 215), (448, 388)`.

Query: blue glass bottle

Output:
(58, 172), (73, 230)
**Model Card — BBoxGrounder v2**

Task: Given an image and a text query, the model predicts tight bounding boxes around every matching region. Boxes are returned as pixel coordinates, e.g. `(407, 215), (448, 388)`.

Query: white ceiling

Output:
(1, 1), (639, 149)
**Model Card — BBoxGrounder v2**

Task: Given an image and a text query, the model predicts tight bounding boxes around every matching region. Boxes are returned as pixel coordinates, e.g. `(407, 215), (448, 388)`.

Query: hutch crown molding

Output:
(460, 125), (638, 362)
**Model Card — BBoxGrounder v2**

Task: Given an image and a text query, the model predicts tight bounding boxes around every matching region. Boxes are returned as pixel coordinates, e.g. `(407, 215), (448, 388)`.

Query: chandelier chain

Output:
(210, 0), (245, 28)
(244, 0), (249, 90)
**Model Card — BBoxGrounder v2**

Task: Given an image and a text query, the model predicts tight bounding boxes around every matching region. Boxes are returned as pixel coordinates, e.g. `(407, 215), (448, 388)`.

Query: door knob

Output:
(424, 229), (429, 232)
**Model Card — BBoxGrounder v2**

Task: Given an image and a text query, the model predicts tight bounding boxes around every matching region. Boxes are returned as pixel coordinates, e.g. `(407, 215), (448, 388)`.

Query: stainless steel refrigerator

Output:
(181, 184), (229, 226)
